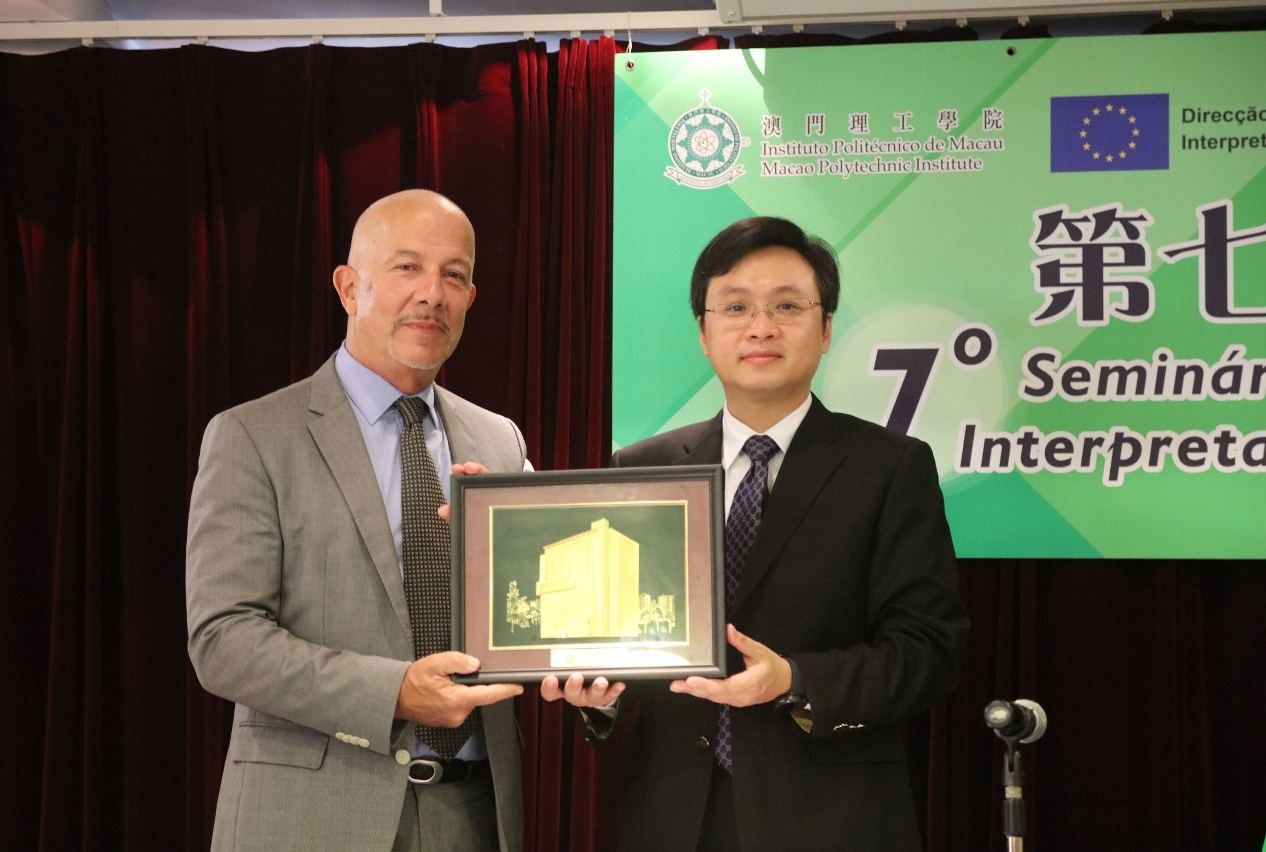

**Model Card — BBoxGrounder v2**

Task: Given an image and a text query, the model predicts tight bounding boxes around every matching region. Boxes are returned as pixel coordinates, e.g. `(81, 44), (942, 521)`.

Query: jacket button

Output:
(395, 749), (411, 765)
(696, 736), (710, 749)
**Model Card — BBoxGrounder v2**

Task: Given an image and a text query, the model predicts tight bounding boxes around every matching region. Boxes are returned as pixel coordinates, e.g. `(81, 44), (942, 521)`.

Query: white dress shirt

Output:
(720, 394), (813, 520)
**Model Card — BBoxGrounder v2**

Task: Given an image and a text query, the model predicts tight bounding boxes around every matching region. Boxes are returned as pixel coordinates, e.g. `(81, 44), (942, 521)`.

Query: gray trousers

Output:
(392, 770), (500, 852)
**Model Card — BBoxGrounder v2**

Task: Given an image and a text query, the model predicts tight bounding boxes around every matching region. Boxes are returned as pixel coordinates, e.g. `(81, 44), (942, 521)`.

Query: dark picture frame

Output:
(450, 465), (726, 684)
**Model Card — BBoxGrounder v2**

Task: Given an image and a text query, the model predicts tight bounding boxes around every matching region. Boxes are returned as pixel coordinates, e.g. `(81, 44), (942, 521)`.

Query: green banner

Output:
(613, 33), (1266, 559)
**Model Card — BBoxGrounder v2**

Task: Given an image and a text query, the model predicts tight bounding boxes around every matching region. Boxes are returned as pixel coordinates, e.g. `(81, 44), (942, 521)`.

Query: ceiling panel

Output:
(102, 0), (713, 21)
(0, 0), (68, 22)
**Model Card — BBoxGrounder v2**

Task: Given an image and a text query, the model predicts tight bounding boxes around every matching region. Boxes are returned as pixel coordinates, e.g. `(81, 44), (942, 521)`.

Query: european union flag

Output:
(1050, 94), (1168, 172)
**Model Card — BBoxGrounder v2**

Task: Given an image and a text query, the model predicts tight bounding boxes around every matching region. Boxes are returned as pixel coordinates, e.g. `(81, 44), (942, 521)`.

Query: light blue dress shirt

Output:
(334, 343), (483, 761)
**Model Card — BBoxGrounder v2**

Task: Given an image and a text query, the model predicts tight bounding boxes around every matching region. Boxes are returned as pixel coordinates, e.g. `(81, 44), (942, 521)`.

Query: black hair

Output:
(689, 216), (840, 322)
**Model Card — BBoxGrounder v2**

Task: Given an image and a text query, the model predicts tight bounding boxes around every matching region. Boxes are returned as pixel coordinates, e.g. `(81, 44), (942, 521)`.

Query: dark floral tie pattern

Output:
(715, 433), (780, 772)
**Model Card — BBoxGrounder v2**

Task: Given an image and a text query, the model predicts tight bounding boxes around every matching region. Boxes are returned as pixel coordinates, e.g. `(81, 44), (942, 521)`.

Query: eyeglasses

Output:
(702, 298), (823, 325)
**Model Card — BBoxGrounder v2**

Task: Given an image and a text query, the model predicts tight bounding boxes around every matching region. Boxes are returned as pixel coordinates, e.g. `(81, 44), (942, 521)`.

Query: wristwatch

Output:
(772, 690), (808, 713)
(772, 656), (813, 732)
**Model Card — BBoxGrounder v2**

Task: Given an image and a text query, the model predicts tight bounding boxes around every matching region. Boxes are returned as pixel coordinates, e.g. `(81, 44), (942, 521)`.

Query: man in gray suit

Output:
(187, 189), (526, 852)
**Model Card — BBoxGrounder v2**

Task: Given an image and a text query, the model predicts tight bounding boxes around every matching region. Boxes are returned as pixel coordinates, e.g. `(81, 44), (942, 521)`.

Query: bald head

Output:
(333, 189), (478, 394)
(347, 189), (475, 271)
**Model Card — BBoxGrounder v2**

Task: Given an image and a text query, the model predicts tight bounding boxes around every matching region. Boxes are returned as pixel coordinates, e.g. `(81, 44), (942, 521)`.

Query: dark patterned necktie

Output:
(395, 396), (477, 760)
(715, 433), (781, 772)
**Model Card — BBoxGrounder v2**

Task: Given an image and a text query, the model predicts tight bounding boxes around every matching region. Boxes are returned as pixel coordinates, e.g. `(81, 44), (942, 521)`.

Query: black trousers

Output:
(698, 764), (740, 852)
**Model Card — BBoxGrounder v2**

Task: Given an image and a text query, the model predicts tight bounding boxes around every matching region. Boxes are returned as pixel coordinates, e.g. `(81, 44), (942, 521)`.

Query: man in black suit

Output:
(543, 217), (968, 852)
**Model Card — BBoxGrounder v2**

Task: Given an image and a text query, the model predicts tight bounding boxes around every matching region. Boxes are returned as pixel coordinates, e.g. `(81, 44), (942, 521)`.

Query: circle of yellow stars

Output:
(1079, 102), (1140, 163)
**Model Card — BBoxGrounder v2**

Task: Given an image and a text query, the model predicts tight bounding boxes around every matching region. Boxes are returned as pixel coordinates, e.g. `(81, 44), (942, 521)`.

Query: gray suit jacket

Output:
(187, 355), (527, 852)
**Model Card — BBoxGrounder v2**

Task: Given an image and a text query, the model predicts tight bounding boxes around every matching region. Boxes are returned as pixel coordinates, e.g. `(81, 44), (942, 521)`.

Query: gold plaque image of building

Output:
(535, 518), (639, 639)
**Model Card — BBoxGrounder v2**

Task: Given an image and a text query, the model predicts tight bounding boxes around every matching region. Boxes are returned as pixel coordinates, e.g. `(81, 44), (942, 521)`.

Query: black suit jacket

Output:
(605, 397), (968, 852)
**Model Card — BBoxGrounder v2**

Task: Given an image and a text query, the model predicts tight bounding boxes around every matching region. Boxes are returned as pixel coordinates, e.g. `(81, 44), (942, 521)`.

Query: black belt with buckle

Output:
(407, 757), (488, 786)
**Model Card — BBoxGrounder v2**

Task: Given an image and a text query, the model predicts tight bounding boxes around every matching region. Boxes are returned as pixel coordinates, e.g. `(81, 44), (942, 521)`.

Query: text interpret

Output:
(1179, 104), (1266, 153)
(873, 198), (1266, 487)
(613, 34), (1266, 555)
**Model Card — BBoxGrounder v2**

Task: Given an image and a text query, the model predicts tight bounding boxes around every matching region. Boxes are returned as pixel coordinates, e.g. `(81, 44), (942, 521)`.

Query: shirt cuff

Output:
(590, 698), (620, 717)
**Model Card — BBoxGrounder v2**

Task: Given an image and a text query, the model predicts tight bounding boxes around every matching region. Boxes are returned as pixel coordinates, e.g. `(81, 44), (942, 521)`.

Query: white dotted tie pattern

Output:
(715, 434), (780, 772)
(395, 396), (477, 760)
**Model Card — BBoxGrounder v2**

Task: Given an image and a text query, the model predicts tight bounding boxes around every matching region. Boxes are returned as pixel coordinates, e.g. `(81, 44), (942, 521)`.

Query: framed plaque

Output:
(450, 465), (726, 684)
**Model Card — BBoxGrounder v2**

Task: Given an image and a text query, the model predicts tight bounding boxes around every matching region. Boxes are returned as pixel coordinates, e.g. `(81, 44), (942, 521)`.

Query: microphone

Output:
(984, 699), (1047, 744)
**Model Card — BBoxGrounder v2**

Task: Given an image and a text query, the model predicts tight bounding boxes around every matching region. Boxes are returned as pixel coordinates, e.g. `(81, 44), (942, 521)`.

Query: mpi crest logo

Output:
(665, 88), (750, 189)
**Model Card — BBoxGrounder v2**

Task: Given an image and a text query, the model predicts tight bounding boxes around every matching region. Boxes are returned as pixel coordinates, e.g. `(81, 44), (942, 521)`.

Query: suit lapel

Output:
(434, 386), (475, 464)
(731, 398), (848, 614)
(676, 414), (724, 466)
(306, 358), (413, 642)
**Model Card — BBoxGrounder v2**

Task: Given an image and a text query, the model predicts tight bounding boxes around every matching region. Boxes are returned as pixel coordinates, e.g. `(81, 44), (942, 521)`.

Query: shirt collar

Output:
(334, 342), (437, 426)
(721, 394), (813, 468)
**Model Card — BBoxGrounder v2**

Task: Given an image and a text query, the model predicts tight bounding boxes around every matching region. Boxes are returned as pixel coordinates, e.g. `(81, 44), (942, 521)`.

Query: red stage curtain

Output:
(1, 35), (1264, 852)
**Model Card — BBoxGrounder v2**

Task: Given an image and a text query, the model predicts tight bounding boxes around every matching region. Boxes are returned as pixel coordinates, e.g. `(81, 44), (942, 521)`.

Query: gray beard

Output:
(384, 326), (455, 372)
(387, 318), (453, 372)
(388, 340), (446, 373)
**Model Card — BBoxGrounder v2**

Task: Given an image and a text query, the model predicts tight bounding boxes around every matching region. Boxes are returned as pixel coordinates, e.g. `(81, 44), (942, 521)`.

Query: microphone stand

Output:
(987, 699), (1044, 852)
(1000, 737), (1026, 852)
